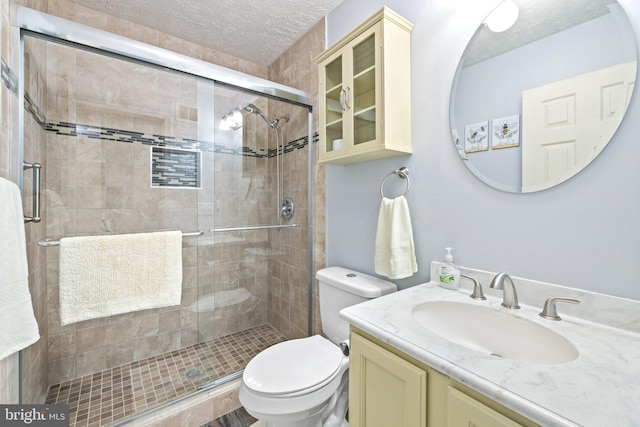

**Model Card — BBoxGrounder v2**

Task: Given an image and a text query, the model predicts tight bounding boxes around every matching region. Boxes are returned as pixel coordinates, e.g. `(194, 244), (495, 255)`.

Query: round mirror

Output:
(450, 0), (637, 193)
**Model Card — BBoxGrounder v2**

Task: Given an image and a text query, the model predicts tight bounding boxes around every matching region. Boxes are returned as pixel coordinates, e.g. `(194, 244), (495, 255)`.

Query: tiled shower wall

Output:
(1, 0), (326, 405)
(267, 20), (325, 339)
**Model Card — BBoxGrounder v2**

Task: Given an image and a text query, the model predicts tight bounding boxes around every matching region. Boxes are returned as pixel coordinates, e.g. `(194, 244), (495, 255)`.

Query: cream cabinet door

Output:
(318, 23), (381, 161)
(349, 332), (427, 427)
(447, 387), (524, 427)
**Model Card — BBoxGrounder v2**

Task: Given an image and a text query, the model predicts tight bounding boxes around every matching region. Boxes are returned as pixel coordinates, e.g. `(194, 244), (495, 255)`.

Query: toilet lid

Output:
(243, 335), (344, 396)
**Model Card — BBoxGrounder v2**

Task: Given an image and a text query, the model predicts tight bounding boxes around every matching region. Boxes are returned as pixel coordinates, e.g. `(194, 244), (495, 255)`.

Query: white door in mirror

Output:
(522, 61), (636, 192)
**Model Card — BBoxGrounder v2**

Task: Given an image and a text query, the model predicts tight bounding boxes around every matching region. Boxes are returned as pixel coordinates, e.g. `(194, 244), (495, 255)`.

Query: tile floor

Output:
(199, 407), (257, 427)
(45, 325), (286, 427)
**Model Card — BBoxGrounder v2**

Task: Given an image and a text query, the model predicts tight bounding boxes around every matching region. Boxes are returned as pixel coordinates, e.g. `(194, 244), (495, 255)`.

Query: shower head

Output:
(241, 102), (273, 128)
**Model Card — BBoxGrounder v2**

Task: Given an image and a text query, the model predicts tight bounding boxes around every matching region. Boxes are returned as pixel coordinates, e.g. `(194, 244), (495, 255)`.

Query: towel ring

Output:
(380, 167), (410, 198)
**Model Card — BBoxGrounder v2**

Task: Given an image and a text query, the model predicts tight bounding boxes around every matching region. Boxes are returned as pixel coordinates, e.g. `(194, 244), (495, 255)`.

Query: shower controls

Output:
(281, 197), (295, 220)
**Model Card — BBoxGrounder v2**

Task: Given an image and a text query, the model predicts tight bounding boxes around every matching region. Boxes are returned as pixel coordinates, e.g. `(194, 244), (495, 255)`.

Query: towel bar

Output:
(37, 230), (204, 247)
(211, 224), (300, 232)
(380, 167), (410, 198)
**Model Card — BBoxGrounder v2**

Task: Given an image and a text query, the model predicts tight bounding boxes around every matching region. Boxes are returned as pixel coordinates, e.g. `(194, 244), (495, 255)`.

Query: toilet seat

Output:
(243, 335), (344, 397)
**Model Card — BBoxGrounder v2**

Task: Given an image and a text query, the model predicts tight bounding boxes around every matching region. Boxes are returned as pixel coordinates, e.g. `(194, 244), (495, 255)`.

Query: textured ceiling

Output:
(464, 0), (617, 66)
(69, 0), (344, 66)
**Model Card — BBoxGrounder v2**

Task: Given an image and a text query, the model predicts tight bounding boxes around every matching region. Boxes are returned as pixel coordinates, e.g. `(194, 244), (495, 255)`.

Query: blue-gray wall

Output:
(325, 0), (640, 300)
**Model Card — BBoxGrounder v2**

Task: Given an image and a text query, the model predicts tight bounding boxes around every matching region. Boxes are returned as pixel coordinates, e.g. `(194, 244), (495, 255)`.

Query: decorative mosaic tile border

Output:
(43, 120), (317, 188)
(1, 58), (18, 95)
(12, 58), (317, 188)
(42, 120), (317, 158)
(25, 93), (46, 127)
(44, 121), (217, 152)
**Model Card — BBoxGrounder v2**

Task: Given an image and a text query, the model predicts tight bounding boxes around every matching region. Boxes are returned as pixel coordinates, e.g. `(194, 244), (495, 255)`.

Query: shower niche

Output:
(151, 147), (202, 188)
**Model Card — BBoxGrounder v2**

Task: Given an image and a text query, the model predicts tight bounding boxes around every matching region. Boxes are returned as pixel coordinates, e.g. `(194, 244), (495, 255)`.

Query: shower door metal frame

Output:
(13, 5), (316, 404)
(14, 7), (309, 105)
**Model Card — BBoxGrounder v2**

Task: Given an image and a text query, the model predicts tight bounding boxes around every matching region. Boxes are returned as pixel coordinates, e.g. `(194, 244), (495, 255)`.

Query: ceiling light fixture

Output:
(485, 0), (519, 33)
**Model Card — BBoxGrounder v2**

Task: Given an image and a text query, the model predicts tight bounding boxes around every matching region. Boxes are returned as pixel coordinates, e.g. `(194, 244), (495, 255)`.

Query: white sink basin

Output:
(411, 301), (578, 364)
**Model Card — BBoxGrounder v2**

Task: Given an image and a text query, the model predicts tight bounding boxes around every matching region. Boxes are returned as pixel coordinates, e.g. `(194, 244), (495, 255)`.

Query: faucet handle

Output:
(460, 274), (486, 300)
(539, 297), (580, 321)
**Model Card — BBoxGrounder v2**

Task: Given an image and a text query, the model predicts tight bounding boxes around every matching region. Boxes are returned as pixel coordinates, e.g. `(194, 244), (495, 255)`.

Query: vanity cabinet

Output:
(349, 328), (540, 427)
(315, 7), (413, 165)
(349, 331), (427, 427)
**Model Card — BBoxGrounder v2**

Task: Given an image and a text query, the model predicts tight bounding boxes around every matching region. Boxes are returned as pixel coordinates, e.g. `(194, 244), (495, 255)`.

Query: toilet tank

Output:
(316, 267), (397, 345)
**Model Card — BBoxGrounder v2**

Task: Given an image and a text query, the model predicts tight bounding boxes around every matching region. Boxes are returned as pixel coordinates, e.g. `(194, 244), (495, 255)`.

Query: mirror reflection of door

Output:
(521, 61), (636, 192)
(449, 0), (638, 193)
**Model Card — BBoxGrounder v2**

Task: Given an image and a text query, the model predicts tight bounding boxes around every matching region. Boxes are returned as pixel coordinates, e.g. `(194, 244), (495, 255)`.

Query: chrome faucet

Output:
(489, 273), (520, 309)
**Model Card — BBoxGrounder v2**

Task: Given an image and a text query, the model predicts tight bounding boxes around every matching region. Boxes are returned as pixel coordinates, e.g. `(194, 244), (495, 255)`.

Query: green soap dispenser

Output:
(439, 247), (460, 290)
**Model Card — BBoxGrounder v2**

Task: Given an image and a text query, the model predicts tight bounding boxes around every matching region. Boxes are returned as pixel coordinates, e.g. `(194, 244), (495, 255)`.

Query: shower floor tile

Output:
(45, 324), (286, 427)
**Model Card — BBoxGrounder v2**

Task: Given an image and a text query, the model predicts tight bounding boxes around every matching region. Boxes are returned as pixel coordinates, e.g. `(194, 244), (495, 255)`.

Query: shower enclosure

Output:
(16, 7), (314, 426)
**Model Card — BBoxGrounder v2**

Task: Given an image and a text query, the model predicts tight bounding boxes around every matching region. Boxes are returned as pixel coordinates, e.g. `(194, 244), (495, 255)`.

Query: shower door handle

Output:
(23, 161), (42, 223)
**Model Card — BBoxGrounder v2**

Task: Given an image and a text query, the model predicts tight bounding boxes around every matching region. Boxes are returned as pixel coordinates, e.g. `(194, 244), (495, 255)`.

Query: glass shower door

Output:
(21, 19), (312, 424)
(31, 33), (224, 422)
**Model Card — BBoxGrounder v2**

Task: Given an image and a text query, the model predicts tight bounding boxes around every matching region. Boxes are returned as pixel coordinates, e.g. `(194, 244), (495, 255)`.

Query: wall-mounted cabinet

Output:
(315, 7), (413, 165)
(349, 328), (541, 427)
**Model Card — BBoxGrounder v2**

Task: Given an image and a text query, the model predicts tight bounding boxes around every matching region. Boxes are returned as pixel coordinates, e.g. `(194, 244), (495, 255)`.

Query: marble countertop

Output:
(340, 272), (640, 427)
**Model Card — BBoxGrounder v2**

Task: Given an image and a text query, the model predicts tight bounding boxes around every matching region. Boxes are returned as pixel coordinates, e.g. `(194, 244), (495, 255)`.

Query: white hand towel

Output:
(374, 196), (418, 280)
(0, 177), (40, 360)
(59, 230), (183, 325)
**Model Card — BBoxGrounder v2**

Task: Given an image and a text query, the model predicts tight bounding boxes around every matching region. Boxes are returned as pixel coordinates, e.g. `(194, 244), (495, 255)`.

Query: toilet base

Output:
(241, 370), (349, 427)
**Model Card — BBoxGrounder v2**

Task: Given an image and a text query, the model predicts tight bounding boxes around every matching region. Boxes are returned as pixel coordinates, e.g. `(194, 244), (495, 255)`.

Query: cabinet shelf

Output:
(327, 98), (342, 113)
(327, 118), (344, 128)
(354, 106), (375, 122)
(326, 83), (343, 95)
(354, 65), (375, 82)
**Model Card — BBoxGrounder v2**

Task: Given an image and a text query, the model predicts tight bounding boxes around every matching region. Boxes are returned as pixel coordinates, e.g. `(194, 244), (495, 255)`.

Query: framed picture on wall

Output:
(464, 121), (489, 153)
(492, 115), (520, 149)
(452, 129), (467, 159)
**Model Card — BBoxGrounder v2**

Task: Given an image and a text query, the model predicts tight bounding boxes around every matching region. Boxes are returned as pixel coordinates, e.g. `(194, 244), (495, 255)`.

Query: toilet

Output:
(239, 266), (397, 427)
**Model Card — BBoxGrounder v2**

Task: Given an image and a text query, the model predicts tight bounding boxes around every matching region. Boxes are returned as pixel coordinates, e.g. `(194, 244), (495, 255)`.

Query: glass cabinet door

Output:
(316, 9), (412, 165)
(324, 55), (345, 154)
(352, 32), (377, 146)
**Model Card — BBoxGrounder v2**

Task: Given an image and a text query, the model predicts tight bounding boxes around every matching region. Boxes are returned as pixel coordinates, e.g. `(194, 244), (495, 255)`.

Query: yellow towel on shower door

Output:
(58, 230), (183, 325)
